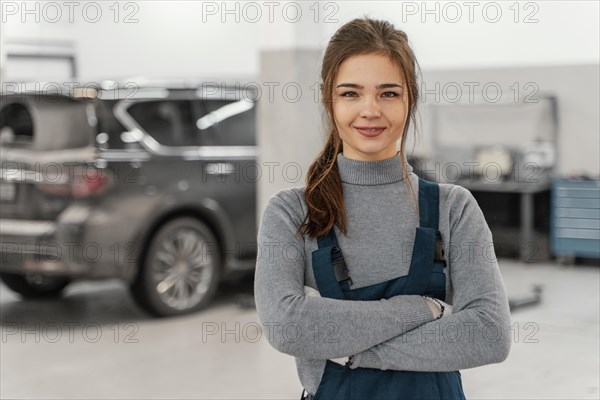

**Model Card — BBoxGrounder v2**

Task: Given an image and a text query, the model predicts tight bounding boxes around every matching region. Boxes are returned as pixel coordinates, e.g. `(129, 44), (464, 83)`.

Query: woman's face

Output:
(332, 53), (409, 161)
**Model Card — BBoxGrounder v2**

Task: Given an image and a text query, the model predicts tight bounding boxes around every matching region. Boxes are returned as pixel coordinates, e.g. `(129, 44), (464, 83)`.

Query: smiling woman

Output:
(332, 53), (409, 162)
(254, 17), (511, 400)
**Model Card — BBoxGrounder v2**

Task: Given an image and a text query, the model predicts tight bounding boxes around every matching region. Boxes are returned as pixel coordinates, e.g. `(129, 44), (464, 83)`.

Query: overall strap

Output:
(420, 178), (447, 265)
(317, 229), (337, 249)
(418, 178), (439, 230)
(312, 227), (352, 299)
(401, 178), (443, 295)
(419, 178), (446, 267)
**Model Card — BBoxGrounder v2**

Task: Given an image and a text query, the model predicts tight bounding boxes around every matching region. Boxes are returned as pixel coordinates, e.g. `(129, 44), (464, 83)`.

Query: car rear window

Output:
(0, 102), (34, 148)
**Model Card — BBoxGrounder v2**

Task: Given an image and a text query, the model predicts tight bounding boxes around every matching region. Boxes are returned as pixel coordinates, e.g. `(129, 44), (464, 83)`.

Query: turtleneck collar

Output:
(336, 151), (413, 186)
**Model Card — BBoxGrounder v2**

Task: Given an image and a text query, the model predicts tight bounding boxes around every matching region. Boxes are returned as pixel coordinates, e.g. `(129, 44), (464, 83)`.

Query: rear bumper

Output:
(1, 219), (56, 237)
(0, 215), (133, 280)
(0, 218), (88, 276)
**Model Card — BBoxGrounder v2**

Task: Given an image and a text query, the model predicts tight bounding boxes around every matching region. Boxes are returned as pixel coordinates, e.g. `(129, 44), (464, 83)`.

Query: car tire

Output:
(130, 217), (222, 317)
(0, 272), (70, 299)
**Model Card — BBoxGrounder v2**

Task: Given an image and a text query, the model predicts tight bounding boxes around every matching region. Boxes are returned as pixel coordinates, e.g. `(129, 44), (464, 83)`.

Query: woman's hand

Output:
(329, 356), (350, 366)
(304, 285), (321, 297)
(423, 297), (453, 319)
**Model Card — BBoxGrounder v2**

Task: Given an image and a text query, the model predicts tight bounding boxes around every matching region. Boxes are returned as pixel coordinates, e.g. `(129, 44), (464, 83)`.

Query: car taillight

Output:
(36, 166), (112, 198)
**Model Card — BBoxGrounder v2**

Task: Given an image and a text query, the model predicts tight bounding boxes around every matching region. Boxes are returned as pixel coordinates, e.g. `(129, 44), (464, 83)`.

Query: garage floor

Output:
(1, 259), (598, 399)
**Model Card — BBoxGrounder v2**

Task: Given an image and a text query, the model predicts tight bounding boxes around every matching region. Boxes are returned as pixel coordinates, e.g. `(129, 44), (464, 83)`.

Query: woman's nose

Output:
(359, 97), (382, 118)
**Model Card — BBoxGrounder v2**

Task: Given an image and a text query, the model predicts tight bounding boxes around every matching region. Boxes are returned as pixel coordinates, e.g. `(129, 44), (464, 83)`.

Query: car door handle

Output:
(204, 163), (235, 175)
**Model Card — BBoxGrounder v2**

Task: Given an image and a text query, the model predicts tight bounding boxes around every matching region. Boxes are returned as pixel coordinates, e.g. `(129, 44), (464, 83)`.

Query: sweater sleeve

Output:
(350, 185), (512, 371)
(254, 189), (435, 360)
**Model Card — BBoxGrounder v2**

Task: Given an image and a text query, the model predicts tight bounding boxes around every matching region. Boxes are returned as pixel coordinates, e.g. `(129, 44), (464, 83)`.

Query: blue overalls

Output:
(304, 178), (466, 400)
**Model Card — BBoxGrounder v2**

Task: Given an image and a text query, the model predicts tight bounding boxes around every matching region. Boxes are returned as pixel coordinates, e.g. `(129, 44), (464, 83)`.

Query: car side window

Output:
(128, 100), (197, 146)
(193, 99), (256, 146)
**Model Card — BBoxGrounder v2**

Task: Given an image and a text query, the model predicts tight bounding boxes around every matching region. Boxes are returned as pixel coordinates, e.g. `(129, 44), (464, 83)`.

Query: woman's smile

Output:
(354, 126), (386, 138)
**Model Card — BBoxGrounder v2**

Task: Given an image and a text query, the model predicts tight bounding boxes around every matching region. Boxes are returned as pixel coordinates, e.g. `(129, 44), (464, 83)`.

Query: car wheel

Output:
(0, 272), (70, 299)
(130, 217), (222, 317)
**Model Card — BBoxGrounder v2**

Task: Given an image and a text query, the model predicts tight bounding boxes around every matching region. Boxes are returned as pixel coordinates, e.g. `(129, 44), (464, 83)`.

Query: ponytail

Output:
(298, 130), (347, 239)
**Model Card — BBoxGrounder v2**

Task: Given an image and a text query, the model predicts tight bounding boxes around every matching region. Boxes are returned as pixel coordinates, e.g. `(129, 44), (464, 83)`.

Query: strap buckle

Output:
(434, 231), (447, 266)
(331, 247), (353, 286)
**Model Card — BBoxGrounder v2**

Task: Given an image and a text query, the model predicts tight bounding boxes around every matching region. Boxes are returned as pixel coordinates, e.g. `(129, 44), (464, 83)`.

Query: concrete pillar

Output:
(257, 5), (327, 220)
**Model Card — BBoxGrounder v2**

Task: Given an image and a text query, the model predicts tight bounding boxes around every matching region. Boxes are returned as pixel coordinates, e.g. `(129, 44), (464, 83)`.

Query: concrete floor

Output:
(1, 259), (598, 399)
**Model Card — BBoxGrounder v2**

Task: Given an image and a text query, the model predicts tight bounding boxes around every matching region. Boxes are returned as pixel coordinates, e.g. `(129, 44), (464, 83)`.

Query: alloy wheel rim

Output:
(152, 228), (215, 310)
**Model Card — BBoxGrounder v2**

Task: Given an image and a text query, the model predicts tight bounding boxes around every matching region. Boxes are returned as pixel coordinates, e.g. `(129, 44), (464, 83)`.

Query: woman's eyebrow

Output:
(335, 83), (403, 89)
(378, 83), (403, 89)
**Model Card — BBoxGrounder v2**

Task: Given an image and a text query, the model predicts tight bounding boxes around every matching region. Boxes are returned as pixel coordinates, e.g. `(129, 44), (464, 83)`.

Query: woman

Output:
(254, 17), (511, 400)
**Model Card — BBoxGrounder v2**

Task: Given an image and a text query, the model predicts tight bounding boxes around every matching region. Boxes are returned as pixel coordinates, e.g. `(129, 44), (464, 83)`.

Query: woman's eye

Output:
(340, 91), (357, 97)
(382, 91), (400, 98)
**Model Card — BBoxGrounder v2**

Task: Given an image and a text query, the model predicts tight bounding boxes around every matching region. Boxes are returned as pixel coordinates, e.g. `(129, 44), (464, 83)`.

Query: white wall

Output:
(2, 1), (598, 80)
(1, 1), (263, 80)
(324, 1), (600, 69)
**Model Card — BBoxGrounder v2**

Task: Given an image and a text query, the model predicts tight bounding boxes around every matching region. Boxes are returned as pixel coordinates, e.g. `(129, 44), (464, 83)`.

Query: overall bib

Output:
(305, 178), (466, 400)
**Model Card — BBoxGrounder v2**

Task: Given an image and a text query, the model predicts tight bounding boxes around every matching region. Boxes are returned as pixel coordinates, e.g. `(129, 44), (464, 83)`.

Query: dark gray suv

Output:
(0, 82), (258, 316)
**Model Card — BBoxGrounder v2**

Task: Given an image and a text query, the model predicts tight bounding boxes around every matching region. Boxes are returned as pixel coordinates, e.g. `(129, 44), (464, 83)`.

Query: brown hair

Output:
(298, 17), (422, 239)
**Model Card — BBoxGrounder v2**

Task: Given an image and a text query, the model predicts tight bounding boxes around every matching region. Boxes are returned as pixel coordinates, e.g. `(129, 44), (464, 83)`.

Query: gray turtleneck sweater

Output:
(254, 152), (511, 395)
